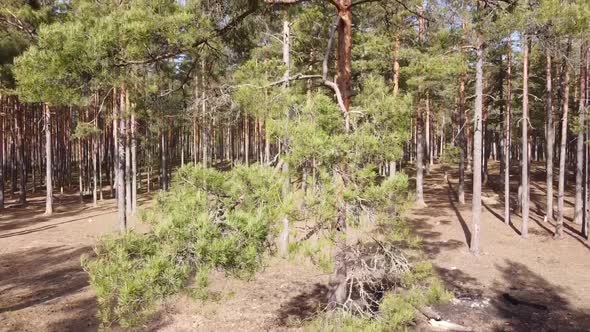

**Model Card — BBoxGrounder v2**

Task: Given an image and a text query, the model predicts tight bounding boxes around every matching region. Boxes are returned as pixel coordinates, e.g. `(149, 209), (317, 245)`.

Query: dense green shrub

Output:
(82, 164), (292, 327)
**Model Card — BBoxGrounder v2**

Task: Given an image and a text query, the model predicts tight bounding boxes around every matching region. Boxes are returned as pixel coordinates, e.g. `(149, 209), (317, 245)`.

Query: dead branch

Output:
(327, 241), (411, 316)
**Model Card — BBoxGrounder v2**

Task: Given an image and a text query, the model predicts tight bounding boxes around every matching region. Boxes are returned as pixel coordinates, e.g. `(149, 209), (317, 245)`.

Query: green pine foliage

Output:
(82, 164), (293, 327)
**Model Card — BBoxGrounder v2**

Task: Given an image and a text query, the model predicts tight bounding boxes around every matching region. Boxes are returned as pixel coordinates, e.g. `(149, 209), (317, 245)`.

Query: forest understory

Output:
(2, 1), (590, 330)
(1, 161), (589, 332)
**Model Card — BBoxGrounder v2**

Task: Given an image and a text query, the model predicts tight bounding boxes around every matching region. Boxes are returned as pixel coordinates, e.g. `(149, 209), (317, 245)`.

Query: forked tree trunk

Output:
(521, 33), (530, 238)
(471, 33), (484, 254)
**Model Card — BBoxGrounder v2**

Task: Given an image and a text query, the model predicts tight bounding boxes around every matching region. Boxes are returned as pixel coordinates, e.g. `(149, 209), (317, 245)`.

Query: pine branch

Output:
(115, 1), (259, 66)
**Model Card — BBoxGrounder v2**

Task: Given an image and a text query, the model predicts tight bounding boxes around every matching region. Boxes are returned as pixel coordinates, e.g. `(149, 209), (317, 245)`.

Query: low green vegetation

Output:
(82, 164), (293, 327)
(82, 155), (452, 330)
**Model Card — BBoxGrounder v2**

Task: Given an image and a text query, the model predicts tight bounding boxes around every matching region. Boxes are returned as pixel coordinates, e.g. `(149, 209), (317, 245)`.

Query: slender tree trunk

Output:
(556, 45), (571, 239)
(92, 95), (98, 206)
(161, 129), (167, 190)
(277, 14), (291, 257)
(458, 73), (466, 204)
(471, 33), (484, 254)
(584, 45), (590, 239)
(92, 130), (98, 207)
(335, 0), (352, 126)
(78, 138), (83, 202)
(117, 89), (127, 231)
(124, 90), (132, 215)
(16, 102), (26, 206)
(0, 95), (4, 210)
(415, 6), (426, 207)
(131, 112), (137, 214)
(504, 38), (512, 224)
(426, 92), (431, 174)
(545, 50), (555, 223)
(201, 59), (208, 167)
(43, 104), (53, 215)
(574, 42), (587, 225)
(393, 34), (400, 97)
(521, 33), (530, 238)
(416, 100), (426, 206)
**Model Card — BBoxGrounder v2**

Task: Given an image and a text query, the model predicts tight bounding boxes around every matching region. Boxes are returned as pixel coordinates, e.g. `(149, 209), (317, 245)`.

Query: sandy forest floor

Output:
(1, 161), (589, 331)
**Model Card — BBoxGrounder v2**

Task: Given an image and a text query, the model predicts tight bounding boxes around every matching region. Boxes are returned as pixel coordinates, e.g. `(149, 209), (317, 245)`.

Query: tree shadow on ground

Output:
(446, 181), (471, 247)
(273, 283), (329, 327)
(436, 259), (590, 332)
(0, 194), (116, 233)
(489, 259), (590, 332)
(407, 172), (471, 257)
(0, 245), (98, 331)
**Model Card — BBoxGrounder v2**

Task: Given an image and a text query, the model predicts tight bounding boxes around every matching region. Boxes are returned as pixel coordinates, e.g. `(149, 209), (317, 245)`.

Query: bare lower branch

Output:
(264, 72), (347, 126)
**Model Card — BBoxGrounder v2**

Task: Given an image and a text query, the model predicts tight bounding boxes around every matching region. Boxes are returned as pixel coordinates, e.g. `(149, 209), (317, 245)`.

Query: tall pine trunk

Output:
(0, 95), (4, 210)
(278, 15), (291, 257)
(327, 0), (353, 308)
(545, 50), (555, 223)
(131, 112), (137, 214)
(117, 89), (127, 231)
(92, 95), (98, 207)
(16, 101), (26, 206)
(426, 93), (432, 173)
(124, 91), (132, 215)
(471, 32), (484, 254)
(415, 6), (426, 207)
(556, 44), (571, 239)
(44, 103), (53, 215)
(504, 38), (512, 224)
(459, 72), (466, 204)
(574, 42), (587, 225)
(161, 129), (167, 190)
(201, 59), (208, 167)
(521, 33), (530, 238)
